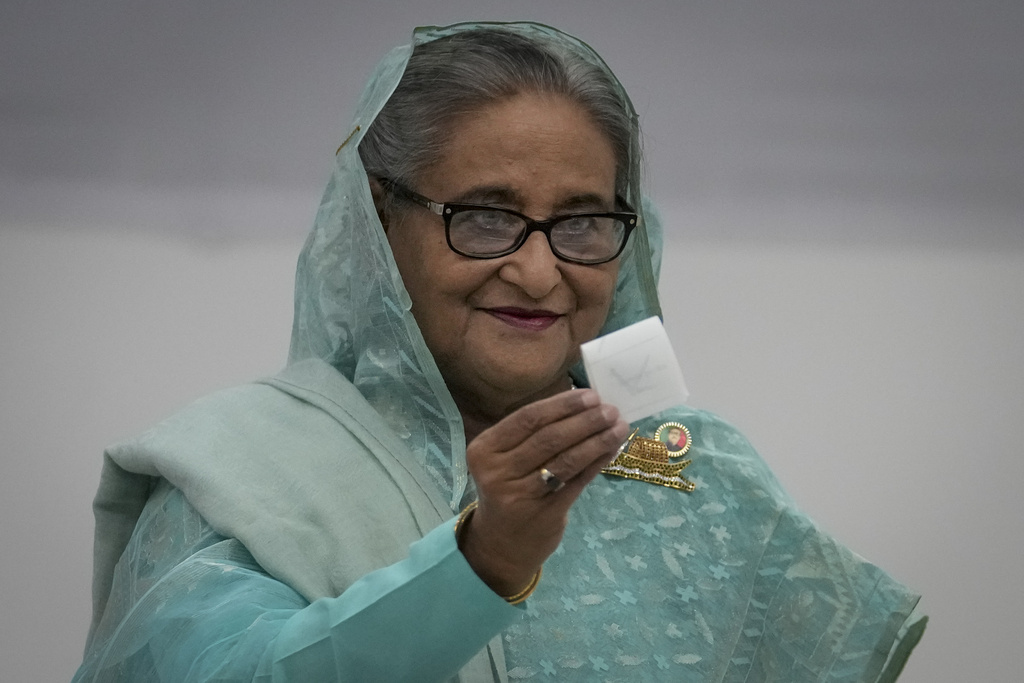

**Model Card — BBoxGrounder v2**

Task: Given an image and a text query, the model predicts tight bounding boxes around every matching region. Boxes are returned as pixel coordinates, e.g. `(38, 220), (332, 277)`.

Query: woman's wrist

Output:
(455, 501), (541, 603)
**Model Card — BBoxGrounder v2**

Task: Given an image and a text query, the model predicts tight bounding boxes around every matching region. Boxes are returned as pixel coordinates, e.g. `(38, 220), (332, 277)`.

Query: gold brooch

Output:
(602, 423), (695, 491)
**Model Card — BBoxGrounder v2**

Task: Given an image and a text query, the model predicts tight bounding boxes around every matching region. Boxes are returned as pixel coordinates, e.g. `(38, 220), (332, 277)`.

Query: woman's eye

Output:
(564, 216), (597, 231)
(464, 211), (521, 233)
(557, 216), (601, 239)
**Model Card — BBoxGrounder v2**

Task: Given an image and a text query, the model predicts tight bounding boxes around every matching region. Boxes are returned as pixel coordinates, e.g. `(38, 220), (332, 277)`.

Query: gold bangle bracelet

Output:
(502, 567), (542, 605)
(454, 500), (478, 547)
(454, 500), (542, 605)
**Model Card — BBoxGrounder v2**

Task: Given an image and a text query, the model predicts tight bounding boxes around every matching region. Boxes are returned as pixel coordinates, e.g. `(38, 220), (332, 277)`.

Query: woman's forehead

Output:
(416, 92), (617, 209)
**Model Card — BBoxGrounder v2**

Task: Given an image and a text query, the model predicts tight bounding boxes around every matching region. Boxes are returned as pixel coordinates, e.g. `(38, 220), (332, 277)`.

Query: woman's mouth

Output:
(485, 307), (562, 331)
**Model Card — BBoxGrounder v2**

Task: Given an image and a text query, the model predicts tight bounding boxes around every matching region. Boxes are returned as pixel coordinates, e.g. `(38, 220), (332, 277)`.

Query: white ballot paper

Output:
(580, 316), (689, 423)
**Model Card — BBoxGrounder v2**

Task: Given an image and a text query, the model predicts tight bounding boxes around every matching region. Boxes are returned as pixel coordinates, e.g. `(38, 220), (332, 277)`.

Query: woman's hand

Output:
(458, 389), (629, 597)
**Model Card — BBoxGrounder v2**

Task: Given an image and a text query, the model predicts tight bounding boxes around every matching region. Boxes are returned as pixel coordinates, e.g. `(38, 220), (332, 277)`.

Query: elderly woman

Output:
(74, 22), (924, 682)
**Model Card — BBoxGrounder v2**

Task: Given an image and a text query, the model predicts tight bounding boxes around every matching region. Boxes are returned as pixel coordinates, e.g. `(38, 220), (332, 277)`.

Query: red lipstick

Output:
(486, 307), (561, 331)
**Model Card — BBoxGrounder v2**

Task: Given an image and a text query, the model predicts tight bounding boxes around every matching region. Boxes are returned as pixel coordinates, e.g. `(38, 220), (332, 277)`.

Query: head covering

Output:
(286, 22), (663, 509)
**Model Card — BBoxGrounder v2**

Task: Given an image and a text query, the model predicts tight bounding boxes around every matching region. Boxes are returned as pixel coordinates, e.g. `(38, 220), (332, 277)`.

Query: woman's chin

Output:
(501, 371), (571, 401)
(449, 363), (572, 415)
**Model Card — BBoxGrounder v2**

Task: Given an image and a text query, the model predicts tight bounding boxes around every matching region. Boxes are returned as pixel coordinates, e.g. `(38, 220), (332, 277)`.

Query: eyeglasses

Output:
(380, 178), (637, 265)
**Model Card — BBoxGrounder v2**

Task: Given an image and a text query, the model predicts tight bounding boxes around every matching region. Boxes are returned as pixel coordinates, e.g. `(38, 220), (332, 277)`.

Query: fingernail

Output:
(600, 404), (620, 421)
(579, 390), (600, 407)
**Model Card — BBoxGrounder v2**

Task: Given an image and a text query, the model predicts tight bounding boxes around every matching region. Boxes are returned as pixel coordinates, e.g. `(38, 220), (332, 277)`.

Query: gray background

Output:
(2, 1), (1022, 680)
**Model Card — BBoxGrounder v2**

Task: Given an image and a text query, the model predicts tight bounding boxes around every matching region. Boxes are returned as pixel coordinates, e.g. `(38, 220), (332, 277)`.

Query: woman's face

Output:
(383, 91), (621, 418)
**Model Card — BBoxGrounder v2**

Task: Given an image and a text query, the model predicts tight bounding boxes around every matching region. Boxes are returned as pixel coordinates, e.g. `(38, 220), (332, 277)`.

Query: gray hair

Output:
(359, 27), (639, 199)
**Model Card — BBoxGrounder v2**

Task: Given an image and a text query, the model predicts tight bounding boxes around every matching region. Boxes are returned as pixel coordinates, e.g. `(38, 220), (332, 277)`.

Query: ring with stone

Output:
(539, 467), (565, 493)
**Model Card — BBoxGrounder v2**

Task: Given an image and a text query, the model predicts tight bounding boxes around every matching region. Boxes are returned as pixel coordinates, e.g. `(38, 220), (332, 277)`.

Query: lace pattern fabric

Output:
(502, 411), (924, 682)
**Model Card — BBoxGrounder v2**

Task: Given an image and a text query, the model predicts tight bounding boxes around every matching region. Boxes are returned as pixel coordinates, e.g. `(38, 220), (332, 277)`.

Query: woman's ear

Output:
(367, 176), (389, 233)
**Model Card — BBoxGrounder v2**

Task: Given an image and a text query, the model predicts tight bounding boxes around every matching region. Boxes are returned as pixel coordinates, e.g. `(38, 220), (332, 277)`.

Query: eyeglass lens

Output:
(449, 210), (626, 263)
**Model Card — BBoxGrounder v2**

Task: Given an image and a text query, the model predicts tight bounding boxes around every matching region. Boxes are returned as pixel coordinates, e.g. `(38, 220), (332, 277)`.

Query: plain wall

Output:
(3, 206), (1022, 681)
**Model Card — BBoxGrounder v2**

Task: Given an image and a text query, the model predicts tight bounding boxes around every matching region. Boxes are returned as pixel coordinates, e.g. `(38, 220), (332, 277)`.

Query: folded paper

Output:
(581, 316), (689, 423)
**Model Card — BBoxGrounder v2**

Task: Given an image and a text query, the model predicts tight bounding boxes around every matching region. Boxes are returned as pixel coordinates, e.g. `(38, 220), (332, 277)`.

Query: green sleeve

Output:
(75, 481), (516, 682)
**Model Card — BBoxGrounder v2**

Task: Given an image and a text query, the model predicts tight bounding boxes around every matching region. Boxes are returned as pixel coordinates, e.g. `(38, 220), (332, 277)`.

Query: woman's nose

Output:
(498, 231), (562, 299)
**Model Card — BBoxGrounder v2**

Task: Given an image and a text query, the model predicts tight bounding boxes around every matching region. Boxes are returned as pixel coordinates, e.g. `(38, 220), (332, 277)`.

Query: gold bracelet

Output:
(454, 500), (478, 548)
(502, 567), (542, 605)
(454, 500), (542, 605)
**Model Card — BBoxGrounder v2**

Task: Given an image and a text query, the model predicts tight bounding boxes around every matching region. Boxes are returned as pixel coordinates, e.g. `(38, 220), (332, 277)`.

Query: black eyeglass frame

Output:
(379, 178), (638, 265)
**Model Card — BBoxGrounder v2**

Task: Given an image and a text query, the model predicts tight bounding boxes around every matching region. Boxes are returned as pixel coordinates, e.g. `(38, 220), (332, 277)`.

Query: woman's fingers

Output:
(532, 416), (628, 491)
(475, 389), (602, 452)
(471, 390), (624, 478)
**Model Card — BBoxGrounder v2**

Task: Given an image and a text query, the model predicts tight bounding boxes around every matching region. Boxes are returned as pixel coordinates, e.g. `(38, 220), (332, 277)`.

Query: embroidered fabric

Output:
(504, 410), (925, 681)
